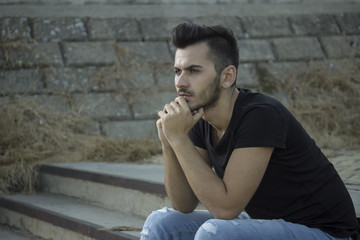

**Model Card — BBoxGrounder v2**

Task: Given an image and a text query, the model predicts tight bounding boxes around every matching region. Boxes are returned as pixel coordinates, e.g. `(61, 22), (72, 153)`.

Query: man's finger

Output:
(164, 103), (175, 113)
(192, 107), (204, 122)
(156, 118), (162, 128)
(175, 96), (190, 110)
(158, 110), (166, 118)
(170, 101), (181, 111)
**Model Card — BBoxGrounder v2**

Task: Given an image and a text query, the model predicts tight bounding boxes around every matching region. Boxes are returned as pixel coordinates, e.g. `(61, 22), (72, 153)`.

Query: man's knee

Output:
(141, 207), (172, 239)
(142, 207), (195, 239)
(195, 219), (221, 240)
(194, 218), (253, 240)
(144, 207), (171, 224)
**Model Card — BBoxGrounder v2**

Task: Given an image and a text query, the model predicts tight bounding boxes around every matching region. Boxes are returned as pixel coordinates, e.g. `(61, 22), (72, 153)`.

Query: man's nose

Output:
(175, 74), (189, 88)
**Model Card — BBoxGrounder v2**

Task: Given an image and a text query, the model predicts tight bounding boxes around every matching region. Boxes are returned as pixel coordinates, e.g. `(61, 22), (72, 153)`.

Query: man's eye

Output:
(190, 69), (199, 73)
(174, 69), (181, 75)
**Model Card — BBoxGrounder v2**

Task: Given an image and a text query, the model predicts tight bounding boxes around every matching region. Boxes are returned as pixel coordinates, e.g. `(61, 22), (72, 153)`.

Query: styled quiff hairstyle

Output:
(170, 22), (239, 85)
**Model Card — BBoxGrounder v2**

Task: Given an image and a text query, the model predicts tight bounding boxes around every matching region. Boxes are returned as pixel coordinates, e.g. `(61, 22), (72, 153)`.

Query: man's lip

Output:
(179, 94), (191, 101)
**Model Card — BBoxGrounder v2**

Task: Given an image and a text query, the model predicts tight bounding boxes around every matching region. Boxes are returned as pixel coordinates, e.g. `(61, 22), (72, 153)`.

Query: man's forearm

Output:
(162, 145), (199, 212)
(169, 135), (230, 218)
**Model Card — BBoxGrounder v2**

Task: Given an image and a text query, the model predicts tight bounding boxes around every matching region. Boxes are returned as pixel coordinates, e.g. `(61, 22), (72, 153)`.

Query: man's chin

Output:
(190, 105), (204, 115)
(189, 105), (199, 113)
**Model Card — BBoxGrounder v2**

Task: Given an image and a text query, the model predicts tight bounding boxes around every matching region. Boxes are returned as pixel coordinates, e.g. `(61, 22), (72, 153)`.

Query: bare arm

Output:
(159, 97), (273, 219)
(157, 118), (199, 212)
(172, 137), (272, 219)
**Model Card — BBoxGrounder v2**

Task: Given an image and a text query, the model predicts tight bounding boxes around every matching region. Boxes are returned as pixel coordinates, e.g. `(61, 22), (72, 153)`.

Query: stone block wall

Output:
(0, 12), (359, 139)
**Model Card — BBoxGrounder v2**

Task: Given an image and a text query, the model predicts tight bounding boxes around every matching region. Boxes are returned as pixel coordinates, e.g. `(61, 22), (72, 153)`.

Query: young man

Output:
(140, 23), (358, 240)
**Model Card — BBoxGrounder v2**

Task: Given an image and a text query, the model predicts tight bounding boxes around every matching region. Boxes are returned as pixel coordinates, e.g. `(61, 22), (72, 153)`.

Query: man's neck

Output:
(202, 88), (239, 134)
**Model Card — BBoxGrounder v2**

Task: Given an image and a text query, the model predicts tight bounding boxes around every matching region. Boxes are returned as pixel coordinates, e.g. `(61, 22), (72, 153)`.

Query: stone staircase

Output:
(0, 162), (169, 240)
(1, 161), (359, 239)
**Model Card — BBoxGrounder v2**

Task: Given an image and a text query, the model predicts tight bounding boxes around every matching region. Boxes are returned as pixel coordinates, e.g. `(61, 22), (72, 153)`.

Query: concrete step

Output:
(1, 161), (358, 239)
(0, 193), (144, 240)
(41, 162), (358, 216)
(39, 162), (170, 219)
(0, 224), (42, 240)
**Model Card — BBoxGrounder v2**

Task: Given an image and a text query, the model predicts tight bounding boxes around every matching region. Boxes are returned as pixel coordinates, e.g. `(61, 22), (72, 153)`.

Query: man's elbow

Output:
(173, 207), (194, 214)
(212, 207), (243, 220)
(173, 205), (196, 214)
(171, 201), (198, 214)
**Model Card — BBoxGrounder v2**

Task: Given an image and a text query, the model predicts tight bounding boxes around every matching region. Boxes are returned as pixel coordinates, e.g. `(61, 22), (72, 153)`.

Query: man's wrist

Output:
(161, 143), (173, 151)
(168, 134), (191, 149)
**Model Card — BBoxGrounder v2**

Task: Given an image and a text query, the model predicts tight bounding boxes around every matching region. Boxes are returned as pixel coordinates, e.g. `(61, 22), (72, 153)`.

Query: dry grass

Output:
(258, 59), (360, 150)
(0, 40), (164, 195)
(0, 97), (161, 195)
(1, 41), (359, 195)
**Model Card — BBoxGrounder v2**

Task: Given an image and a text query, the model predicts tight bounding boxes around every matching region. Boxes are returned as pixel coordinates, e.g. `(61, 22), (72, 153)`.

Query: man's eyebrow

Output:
(185, 65), (203, 70)
(173, 65), (203, 70)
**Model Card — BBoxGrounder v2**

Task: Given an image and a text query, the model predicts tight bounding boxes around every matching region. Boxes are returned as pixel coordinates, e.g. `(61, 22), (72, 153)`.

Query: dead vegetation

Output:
(0, 39), (359, 195)
(0, 97), (161, 195)
(258, 59), (360, 150)
(0, 40), (165, 195)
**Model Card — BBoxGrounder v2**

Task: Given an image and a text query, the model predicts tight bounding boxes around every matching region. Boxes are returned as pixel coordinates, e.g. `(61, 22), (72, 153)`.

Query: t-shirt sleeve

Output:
(235, 105), (288, 149)
(188, 121), (207, 149)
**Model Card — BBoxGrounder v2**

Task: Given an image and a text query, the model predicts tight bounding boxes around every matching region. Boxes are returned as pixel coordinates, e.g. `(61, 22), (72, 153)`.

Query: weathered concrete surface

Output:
(40, 161), (360, 217)
(0, 193), (144, 240)
(0, 159), (358, 240)
(1, 9), (359, 137)
(39, 163), (170, 219)
(0, 225), (39, 240)
(0, 3), (360, 18)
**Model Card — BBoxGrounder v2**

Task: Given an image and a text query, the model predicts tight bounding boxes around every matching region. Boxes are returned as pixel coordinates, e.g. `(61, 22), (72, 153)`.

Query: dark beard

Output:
(199, 75), (221, 112)
(178, 75), (221, 112)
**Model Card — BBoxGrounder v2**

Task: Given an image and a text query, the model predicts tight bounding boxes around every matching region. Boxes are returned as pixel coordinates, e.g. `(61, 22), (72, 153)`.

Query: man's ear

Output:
(221, 65), (237, 88)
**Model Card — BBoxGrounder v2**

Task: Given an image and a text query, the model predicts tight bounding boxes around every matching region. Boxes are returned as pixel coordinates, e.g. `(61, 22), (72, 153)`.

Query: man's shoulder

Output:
(237, 89), (284, 112)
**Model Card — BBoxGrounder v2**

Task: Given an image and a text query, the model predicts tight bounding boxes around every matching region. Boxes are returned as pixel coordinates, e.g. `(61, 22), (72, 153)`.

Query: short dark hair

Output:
(170, 23), (239, 83)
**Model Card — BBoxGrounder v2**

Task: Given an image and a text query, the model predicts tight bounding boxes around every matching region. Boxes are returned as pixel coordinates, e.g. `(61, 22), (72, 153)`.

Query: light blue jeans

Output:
(140, 207), (351, 240)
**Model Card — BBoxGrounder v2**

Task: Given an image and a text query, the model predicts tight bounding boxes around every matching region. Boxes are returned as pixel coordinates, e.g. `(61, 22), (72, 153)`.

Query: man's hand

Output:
(156, 118), (171, 148)
(158, 97), (204, 145)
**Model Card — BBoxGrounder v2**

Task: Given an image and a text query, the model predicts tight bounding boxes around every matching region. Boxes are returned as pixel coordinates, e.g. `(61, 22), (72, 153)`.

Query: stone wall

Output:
(0, 9), (359, 139)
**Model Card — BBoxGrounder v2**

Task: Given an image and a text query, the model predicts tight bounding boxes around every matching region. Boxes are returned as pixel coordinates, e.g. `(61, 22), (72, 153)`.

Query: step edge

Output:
(0, 196), (140, 240)
(40, 164), (167, 197)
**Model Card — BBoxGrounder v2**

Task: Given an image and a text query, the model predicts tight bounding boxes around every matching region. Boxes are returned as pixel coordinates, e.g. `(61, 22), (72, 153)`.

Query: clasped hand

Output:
(157, 97), (204, 146)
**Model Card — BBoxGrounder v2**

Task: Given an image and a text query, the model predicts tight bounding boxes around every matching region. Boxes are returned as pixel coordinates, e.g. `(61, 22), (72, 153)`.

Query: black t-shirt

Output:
(188, 88), (358, 238)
